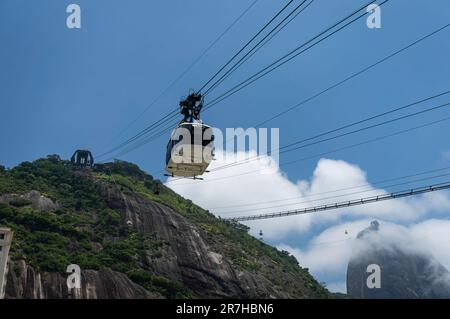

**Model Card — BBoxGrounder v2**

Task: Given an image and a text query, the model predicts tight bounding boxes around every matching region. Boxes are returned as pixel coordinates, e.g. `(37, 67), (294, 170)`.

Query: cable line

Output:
(103, 22), (447, 163)
(96, 0), (297, 160)
(98, 1), (446, 163)
(202, 0), (314, 96)
(98, 0), (260, 152)
(97, 121), (177, 163)
(202, 0), (390, 111)
(97, 3), (450, 174)
(108, 90), (450, 170)
(103, 0), (313, 161)
(165, 115), (450, 186)
(217, 172), (450, 215)
(213, 100), (450, 171)
(198, 0), (296, 93)
(193, 164), (450, 210)
(204, 0), (316, 96)
(100, 0), (333, 161)
(224, 181), (450, 222)
(253, 23), (450, 127)
(96, 109), (179, 159)
(177, 23), (449, 169)
(208, 91), (450, 173)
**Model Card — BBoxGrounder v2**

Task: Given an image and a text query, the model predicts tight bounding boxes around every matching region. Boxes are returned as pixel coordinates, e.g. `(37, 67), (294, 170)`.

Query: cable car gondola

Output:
(165, 93), (214, 178)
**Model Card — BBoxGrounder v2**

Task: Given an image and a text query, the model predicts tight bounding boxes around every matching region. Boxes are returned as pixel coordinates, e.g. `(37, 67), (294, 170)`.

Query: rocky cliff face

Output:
(346, 221), (450, 299)
(6, 260), (158, 299)
(94, 181), (314, 298)
(0, 190), (61, 211)
(0, 156), (329, 299)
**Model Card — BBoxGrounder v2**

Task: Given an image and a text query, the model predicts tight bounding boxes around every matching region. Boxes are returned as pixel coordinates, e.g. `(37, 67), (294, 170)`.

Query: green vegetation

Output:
(0, 157), (184, 298)
(0, 203), (159, 274)
(0, 156), (330, 298)
(127, 269), (191, 299)
(0, 155), (103, 211)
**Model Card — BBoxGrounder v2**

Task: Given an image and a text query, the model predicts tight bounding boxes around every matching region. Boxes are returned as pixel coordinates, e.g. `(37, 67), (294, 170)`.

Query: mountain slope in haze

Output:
(0, 156), (330, 299)
(346, 221), (450, 299)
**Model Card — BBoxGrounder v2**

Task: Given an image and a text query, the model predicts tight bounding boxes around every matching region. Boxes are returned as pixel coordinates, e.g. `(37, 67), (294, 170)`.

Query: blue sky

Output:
(1, 0), (450, 292)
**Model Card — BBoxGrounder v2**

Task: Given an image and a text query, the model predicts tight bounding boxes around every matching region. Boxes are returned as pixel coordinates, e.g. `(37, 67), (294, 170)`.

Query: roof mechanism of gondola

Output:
(179, 92), (204, 123)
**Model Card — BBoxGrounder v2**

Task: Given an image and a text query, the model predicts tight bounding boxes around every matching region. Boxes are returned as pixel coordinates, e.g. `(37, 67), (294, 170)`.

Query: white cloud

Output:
(409, 219), (450, 268)
(278, 220), (372, 279)
(166, 150), (313, 238)
(279, 219), (450, 291)
(166, 151), (450, 240)
(326, 281), (347, 294)
(166, 152), (450, 291)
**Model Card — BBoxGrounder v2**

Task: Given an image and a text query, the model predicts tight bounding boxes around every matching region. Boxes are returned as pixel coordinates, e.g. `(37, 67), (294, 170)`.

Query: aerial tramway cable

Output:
(207, 91), (450, 173)
(165, 114), (450, 185)
(97, 0), (260, 153)
(202, 0), (314, 96)
(224, 181), (450, 222)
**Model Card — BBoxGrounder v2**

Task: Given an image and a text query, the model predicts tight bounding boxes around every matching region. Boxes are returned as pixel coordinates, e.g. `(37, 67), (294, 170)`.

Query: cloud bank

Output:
(166, 150), (450, 239)
(280, 219), (450, 293)
(165, 151), (450, 293)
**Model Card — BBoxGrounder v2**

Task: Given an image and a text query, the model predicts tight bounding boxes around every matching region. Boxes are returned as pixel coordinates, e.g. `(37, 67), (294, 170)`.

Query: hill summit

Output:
(347, 220), (450, 299)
